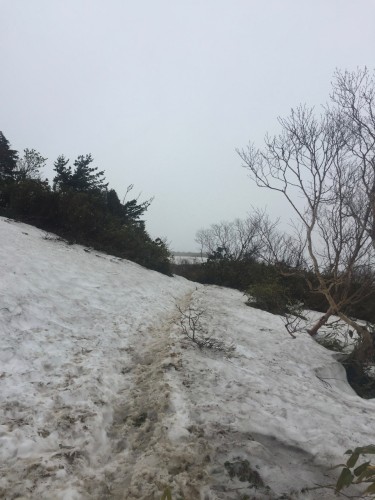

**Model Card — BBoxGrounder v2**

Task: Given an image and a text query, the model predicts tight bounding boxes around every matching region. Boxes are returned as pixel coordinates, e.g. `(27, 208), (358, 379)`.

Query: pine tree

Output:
(123, 198), (152, 226)
(53, 155), (72, 191)
(71, 154), (108, 192)
(121, 184), (153, 226)
(0, 131), (18, 181)
(105, 187), (153, 226)
(106, 188), (123, 218)
(53, 154), (107, 193)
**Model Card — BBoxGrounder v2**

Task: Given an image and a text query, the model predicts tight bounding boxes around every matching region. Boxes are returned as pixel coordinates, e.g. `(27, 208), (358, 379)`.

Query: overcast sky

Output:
(2, 1), (375, 250)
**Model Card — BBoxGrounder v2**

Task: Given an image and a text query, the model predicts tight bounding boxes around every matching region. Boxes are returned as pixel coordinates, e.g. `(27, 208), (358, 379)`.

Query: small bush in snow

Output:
(315, 321), (353, 352)
(176, 305), (235, 354)
(160, 486), (172, 500)
(246, 280), (303, 317)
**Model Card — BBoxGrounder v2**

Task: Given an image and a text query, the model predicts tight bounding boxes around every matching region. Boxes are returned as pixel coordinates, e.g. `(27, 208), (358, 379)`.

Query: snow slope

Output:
(1, 217), (374, 499)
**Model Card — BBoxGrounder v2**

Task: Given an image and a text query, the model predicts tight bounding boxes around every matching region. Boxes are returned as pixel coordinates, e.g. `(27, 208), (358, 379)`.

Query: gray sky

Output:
(2, 0), (375, 250)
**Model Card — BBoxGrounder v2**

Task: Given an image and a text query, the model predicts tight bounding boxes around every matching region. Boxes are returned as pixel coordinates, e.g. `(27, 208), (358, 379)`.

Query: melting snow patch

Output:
(1, 218), (375, 499)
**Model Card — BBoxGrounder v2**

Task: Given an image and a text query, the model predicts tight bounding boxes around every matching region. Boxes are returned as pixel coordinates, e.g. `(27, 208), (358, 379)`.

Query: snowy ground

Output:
(1, 217), (375, 499)
(171, 254), (207, 264)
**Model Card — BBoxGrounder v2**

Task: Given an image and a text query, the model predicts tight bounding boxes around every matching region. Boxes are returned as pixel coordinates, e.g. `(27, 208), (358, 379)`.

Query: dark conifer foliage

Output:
(105, 187), (153, 227)
(53, 155), (72, 191)
(0, 131), (18, 181)
(123, 198), (152, 227)
(71, 154), (108, 192)
(106, 188), (123, 218)
(0, 133), (171, 274)
(53, 154), (108, 193)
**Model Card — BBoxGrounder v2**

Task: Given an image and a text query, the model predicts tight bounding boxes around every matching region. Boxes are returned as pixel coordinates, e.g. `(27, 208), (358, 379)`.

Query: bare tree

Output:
(237, 104), (375, 359)
(15, 148), (47, 181)
(251, 210), (307, 269)
(195, 211), (269, 262)
(196, 209), (307, 273)
(330, 68), (375, 249)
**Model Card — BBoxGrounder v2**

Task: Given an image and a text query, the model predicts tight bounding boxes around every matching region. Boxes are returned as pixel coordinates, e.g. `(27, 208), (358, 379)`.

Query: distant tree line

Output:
(174, 212), (375, 325)
(0, 131), (170, 274)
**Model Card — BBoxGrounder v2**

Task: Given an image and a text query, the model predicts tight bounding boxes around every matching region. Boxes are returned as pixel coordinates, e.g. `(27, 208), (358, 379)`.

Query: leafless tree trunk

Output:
(307, 308), (335, 337)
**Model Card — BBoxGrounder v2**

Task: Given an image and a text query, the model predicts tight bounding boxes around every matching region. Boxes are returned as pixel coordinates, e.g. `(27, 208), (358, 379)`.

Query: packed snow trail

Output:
(0, 219), (206, 499)
(102, 290), (213, 499)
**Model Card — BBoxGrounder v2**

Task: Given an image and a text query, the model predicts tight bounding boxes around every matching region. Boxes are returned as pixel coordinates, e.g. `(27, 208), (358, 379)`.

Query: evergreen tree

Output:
(123, 198), (152, 226)
(0, 131), (18, 181)
(121, 184), (153, 226)
(105, 187), (153, 226)
(106, 188), (123, 218)
(71, 154), (108, 192)
(53, 154), (107, 193)
(53, 155), (72, 191)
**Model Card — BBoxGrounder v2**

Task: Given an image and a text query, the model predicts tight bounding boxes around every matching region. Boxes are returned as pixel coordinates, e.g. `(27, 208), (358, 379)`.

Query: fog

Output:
(2, 0), (374, 249)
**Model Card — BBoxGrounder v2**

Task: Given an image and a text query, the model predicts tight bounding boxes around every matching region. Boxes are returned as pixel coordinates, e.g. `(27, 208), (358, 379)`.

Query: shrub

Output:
(176, 305), (235, 354)
(246, 281), (296, 315)
(57, 191), (106, 238)
(5, 179), (59, 226)
(98, 227), (171, 274)
(334, 445), (375, 496)
(160, 486), (172, 500)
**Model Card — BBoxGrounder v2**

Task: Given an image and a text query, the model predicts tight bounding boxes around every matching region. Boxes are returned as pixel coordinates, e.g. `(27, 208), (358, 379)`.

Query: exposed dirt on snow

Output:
(0, 219), (208, 499)
(163, 285), (373, 499)
(88, 291), (213, 500)
(2, 219), (375, 500)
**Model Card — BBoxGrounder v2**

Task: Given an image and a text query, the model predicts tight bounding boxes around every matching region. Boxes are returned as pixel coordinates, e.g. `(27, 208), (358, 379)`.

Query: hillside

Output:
(1, 217), (374, 499)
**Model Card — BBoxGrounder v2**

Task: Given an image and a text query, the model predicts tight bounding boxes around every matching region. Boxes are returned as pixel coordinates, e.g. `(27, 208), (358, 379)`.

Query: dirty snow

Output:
(1, 217), (374, 499)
